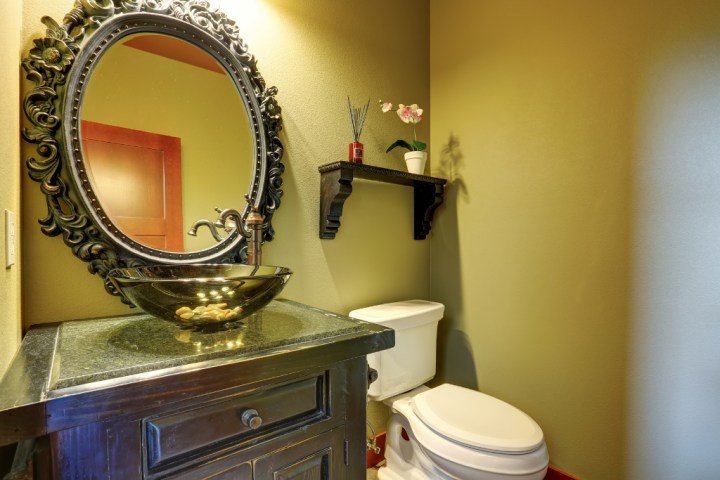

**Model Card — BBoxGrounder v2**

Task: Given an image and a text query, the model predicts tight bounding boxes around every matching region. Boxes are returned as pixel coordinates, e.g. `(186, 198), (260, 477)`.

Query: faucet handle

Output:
(245, 209), (263, 226)
(244, 195), (263, 225)
(244, 195), (264, 266)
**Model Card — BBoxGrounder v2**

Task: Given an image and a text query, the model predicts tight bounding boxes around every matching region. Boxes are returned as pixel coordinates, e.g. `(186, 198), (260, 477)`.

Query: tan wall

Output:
(0, 0), (23, 378)
(430, 1), (720, 479)
(21, 0), (431, 324)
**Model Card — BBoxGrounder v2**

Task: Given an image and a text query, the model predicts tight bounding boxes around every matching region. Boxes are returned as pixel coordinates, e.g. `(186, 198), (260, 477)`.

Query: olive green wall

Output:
(430, 1), (720, 479)
(429, 3), (630, 477)
(20, 0), (431, 324)
(0, 0), (23, 379)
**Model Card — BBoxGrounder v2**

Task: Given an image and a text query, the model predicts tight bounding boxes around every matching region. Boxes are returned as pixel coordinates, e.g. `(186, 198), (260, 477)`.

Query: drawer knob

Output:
(241, 409), (263, 430)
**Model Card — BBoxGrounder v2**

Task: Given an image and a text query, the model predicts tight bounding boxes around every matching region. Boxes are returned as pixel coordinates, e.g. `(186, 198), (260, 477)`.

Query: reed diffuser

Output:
(347, 97), (370, 164)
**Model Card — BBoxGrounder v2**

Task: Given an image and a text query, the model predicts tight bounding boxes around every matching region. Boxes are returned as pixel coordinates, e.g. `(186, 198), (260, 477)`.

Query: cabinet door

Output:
(254, 427), (346, 480)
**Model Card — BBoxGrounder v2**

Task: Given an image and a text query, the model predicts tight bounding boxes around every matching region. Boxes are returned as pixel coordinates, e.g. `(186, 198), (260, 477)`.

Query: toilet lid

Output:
(411, 384), (544, 453)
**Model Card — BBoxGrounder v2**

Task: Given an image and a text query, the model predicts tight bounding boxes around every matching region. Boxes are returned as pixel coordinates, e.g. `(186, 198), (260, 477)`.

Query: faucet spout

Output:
(188, 208), (244, 244)
(187, 201), (264, 265)
(187, 219), (224, 242)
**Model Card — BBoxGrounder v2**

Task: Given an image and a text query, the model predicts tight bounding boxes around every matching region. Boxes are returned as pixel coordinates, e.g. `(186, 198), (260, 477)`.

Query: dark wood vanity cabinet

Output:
(0, 301), (394, 479)
(49, 360), (361, 479)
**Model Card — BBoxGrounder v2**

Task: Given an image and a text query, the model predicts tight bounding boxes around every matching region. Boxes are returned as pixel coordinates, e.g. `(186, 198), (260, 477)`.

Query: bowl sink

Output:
(108, 264), (292, 330)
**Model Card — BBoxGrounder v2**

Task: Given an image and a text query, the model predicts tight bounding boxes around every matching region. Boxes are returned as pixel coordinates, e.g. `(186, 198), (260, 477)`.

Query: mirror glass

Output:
(80, 33), (253, 253)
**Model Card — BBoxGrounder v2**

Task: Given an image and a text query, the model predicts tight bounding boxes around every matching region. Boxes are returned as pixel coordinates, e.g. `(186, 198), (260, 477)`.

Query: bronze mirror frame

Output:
(22, 0), (284, 303)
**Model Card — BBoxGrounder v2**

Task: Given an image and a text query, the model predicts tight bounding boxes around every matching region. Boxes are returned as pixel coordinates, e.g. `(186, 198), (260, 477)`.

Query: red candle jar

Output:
(349, 141), (363, 164)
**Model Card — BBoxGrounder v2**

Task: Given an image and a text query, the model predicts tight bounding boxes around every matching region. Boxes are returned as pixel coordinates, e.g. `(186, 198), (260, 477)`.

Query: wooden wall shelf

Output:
(318, 161), (447, 240)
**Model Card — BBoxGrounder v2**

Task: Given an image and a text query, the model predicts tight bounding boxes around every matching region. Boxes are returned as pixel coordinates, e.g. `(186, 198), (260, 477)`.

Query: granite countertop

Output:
(0, 299), (394, 446)
(52, 299), (364, 390)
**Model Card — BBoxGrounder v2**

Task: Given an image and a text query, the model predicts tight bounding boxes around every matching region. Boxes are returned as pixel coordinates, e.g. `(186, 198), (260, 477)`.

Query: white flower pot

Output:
(404, 151), (427, 175)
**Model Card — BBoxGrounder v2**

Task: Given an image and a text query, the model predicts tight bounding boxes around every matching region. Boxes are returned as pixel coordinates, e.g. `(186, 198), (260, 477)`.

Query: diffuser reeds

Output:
(347, 97), (370, 142)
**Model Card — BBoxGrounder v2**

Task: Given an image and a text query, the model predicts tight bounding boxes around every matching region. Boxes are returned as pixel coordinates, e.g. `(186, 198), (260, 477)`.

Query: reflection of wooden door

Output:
(80, 120), (183, 251)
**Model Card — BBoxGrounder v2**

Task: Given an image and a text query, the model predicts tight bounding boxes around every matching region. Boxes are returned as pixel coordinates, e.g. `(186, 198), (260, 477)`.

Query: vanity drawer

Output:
(143, 374), (326, 472)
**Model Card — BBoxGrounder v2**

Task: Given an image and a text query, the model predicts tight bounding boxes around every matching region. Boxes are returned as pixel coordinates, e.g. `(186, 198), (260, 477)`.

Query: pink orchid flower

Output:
(378, 99), (427, 152)
(396, 104), (423, 124)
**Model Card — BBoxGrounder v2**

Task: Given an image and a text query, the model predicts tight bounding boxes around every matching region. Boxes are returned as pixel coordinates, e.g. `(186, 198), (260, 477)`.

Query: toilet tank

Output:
(349, 300), (444, 401)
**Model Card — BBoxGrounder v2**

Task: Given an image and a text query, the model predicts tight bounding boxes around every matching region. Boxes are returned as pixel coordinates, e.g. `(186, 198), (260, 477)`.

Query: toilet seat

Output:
(412, 384), (544, 453)
(389, 386), (549, 477)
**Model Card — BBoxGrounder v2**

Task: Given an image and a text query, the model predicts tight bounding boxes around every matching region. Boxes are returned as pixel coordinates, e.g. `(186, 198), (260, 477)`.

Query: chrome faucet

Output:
(187, 219), (224, 242)
(187, 198), (264, 266)
(187, 208), (243, 241)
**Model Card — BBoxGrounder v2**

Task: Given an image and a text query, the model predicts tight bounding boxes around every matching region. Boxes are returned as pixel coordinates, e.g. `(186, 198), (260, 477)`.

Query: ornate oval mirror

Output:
(22, 0), (284, 304)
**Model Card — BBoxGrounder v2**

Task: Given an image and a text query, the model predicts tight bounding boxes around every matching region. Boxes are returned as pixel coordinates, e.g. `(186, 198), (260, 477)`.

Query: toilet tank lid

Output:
(349, 300), (444, 330)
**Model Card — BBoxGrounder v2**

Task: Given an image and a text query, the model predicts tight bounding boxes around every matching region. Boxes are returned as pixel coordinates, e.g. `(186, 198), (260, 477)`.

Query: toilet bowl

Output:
(379, 385), (548, 480)
(349, 300), (549, 480)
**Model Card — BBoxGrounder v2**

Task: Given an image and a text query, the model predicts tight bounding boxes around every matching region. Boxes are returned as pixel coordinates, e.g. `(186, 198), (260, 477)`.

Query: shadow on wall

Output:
(432, 134), (477, 390)
(436, 134), (467, 193)
(435, 328), (478, 390)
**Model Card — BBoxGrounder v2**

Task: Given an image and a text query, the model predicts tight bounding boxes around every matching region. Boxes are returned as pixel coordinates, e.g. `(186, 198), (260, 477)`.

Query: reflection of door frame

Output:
(80, 120), (184, 251)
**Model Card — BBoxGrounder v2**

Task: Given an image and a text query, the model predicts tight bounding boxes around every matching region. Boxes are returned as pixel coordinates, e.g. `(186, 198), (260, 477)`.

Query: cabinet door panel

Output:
(273, 449), (329, 479)
(254, 428), (345, 480)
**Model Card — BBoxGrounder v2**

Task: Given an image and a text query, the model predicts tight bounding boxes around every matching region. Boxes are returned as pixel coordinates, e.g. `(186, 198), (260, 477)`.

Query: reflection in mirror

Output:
(80, 33), (253, 253)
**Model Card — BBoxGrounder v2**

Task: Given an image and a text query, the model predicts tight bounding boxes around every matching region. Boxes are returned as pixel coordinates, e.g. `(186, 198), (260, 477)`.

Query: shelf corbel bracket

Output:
(319, 161), (446, 239)
(413, 182), (445, 240)
(319, 167), (354, 239)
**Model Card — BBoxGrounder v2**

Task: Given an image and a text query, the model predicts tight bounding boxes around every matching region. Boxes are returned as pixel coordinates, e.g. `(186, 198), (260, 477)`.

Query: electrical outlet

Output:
(5, 210), (15, 268)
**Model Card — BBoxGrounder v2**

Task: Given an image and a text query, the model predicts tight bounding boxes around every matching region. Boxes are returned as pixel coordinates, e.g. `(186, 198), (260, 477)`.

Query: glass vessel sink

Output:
(108, 264), (292, 331)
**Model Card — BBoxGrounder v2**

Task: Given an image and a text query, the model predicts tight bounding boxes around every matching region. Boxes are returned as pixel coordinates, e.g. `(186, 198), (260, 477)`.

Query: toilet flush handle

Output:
(368, 366), (378, 387)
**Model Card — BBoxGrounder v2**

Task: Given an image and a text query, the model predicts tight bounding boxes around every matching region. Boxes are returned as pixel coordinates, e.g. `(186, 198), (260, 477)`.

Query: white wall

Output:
(630, 19), (720, 479)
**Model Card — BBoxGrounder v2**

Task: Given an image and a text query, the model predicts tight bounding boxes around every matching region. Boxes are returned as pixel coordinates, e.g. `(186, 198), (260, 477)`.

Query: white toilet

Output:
(350, 300), (549, 480)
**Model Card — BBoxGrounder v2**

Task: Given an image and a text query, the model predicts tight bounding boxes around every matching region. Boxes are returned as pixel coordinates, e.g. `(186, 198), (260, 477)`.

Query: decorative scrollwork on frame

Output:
(22, 0), (284, 304)
(22, 14), (103, 264)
